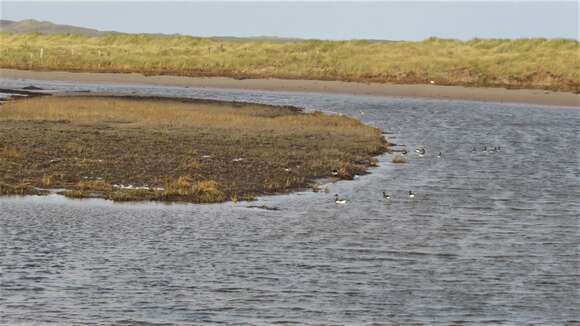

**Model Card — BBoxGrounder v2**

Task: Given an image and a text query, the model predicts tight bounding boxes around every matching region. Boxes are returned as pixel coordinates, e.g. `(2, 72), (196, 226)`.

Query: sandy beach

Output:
(1, 68), (578, 107)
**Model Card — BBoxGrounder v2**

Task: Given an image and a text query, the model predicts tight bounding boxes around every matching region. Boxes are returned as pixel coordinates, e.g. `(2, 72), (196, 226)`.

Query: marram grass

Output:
(0, 33), (578, 92)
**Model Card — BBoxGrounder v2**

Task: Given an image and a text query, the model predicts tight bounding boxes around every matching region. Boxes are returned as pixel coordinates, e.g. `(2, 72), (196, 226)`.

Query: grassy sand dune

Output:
(0, 33), (578, 92)
(0, 96), (387, 203)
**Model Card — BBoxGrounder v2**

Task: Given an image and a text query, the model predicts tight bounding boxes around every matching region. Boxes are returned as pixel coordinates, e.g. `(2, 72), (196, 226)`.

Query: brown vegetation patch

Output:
(0, 96), (388, 203)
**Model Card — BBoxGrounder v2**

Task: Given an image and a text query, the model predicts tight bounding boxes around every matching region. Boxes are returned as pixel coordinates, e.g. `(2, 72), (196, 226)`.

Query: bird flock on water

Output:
(333, 141), (502, 205)
(331, 110), (504, 205)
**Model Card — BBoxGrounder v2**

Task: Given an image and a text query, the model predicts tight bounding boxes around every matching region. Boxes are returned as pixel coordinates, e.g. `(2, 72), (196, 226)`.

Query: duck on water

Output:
(334, 194), (347, 204)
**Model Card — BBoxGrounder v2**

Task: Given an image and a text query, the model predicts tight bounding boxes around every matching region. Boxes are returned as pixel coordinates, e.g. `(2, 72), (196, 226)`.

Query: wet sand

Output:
(1, 68), (578, 107)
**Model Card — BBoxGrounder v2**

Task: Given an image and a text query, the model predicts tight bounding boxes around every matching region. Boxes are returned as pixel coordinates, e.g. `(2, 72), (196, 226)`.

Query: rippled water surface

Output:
(1, 79), (579, 325)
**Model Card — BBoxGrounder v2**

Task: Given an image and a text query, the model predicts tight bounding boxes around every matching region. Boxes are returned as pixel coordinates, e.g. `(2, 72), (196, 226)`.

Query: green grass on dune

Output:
(0, 32), (578, 91)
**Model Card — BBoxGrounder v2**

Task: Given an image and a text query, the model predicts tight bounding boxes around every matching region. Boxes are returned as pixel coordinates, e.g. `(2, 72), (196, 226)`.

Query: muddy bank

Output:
(1, 69), (578, 107)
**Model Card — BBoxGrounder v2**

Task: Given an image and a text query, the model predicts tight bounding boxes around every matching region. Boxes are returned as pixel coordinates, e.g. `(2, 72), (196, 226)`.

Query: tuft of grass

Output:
(162, 179), (225, 203)
(0, 147), (23, 160)
(76, 180), (113, 192)
(0, 33), (577, 91)
(187, 159), (203, 170)
(41, 175), (54, 187)
(173, 176), (193, 189)
(62, 190), (92, 199)
(0, 182), (44, 196)
(64, 142), (92, 156)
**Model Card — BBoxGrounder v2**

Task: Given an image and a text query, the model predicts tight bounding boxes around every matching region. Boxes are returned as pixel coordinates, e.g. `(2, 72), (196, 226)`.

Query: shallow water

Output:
(1, 79), (579, 325)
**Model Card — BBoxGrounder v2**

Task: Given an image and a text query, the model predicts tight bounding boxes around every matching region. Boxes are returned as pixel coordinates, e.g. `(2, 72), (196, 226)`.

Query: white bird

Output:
(416, 147), (425, 157)
(331, 169), (339, 177)
(334, 194), (347, 204)
(408, 191), (415, 199)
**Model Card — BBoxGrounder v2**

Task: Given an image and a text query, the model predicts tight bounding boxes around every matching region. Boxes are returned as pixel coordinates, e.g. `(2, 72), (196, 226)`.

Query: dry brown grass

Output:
(162, 179), (226, 203)
(41, 174), (54, 187)
(0, 147), (23, 160)
(0, 182), (44, 196)
(0, 95), (388, 203)
(1, 96), (381, 136)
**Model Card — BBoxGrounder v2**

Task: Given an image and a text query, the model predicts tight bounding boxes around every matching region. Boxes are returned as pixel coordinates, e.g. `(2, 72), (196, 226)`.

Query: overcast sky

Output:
(1, 1), (578, 40)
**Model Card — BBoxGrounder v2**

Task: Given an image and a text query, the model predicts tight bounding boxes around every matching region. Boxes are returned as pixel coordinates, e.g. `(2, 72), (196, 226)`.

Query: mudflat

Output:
(0, 95), (387, 203)
(1, 69), (578, 107)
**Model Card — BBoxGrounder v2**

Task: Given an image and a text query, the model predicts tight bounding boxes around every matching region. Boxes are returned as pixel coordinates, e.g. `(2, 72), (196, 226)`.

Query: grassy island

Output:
(0, 33), (578, 92)
(0, 96), (388, 203)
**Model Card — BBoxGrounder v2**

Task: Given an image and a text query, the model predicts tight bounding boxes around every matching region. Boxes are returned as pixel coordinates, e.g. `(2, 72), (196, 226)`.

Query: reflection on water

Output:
(1, 79), (579, 325)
